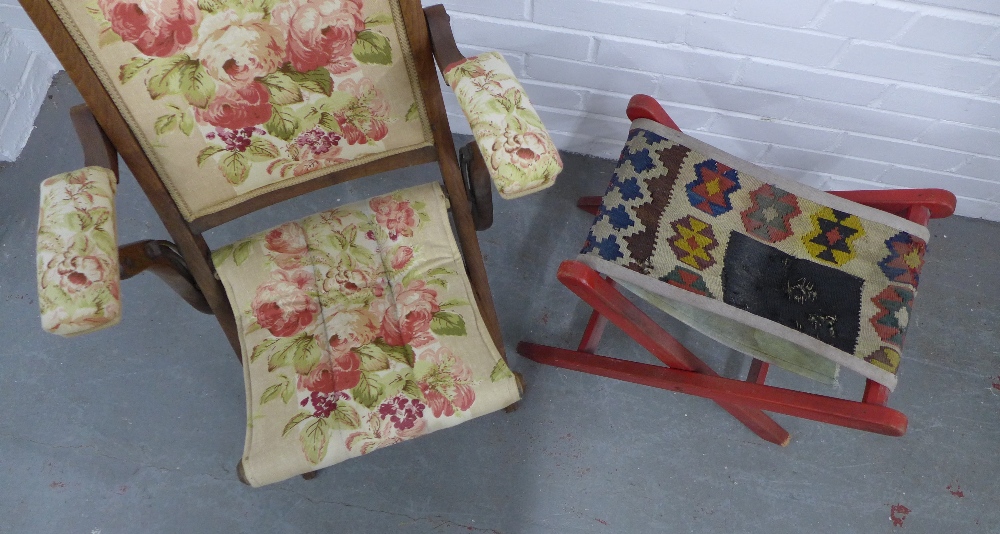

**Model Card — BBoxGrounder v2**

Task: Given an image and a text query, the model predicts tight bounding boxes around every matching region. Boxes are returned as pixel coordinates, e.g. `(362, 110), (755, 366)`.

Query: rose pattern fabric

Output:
(62, 0), (430, 220)
(251, 269), (321, 337)
(97, 0), (200, 57)
(37, 167), (121, 337)
(213, 183), (520, 486)
(91, 0), (407, 185)
(271, 0), (365, 74)
(444, 51), (563, 199)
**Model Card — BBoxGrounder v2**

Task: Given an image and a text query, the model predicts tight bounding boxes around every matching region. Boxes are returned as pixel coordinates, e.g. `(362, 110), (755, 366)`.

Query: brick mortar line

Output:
(486, 103), (1000, 178)
(467, 44), (1000, 106)
(450, 9), (1000, 69)
(518, 75), (1000, 145)
(445, 108), (998, 199)
(445, 87), (1000, 161)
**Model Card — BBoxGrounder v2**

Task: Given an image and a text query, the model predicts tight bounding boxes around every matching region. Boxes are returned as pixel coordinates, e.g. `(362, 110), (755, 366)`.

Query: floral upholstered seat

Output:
(26, 0), (550, 485)
(212, 182), (520, 486)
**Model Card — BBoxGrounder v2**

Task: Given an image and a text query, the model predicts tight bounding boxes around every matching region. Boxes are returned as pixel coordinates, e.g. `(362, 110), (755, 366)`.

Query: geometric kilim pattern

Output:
(870, 285), (914, 348)
(582, 232), (625, 262)
(625, 143), (690, 271)
(879, 232), (926, 287)
(660, 266), (713, 297)
(579, 125), (930, 388)
(865, 347), (902, 374)
(687, 159), (741, 216)
(668, 215), (718, 271)
(802, 207), (865, 266)
(741, 184), (801, 243)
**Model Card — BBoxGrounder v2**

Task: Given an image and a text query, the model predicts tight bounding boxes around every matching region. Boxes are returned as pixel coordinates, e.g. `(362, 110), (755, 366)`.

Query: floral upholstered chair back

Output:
(52, 0), (433, 221)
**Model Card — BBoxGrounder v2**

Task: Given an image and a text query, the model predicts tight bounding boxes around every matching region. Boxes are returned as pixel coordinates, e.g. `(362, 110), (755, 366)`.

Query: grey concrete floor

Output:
(2, 74), (999, 533)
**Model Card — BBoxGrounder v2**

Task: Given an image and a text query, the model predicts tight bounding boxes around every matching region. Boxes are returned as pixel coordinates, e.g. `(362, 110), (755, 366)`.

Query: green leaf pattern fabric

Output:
(51, 0), (432, 220)
(444, 52), (563, 199)
(36, 167), (121, 337)
(213, 182), (520, 486)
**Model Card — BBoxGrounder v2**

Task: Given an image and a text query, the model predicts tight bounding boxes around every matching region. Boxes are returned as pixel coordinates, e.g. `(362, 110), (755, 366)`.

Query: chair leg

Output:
(863, 380), (891, 406)
(518, 260), (914, 439)
(527, 260), (792, 446)
(578, 307), (611, 354)
(577, 196), (601, 216)
(517, 343), (907, 436)
(746, 359), (770, 384)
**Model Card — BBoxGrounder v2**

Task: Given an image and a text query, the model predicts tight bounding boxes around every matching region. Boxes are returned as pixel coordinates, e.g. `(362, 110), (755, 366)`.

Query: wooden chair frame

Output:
(518, 94), (957, 445)
(23, 1), (506, 361)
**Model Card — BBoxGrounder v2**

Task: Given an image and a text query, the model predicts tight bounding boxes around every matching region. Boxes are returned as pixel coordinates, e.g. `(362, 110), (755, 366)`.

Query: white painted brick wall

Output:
(427, 0), (1000, 220)
(0, 1), (60, 161)
(4, 0), (998, 220)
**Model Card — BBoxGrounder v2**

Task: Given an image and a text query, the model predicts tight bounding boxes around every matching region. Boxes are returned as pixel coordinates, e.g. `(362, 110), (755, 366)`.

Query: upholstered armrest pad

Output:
(37, 167), (121, 336)
(444, 52), (563, 199)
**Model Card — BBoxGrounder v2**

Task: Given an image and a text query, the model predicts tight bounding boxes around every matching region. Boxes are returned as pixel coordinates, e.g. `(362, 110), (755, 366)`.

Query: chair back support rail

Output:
(20, 0), (505, 358)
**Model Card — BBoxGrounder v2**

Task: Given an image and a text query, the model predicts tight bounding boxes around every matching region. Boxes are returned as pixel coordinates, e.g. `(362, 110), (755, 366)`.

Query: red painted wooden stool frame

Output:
(517, 94), (957, 445)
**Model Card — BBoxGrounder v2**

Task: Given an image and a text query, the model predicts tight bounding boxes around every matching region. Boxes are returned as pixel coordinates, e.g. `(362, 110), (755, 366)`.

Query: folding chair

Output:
(27, 0), (561, 485)
(518, 94), (956, 445)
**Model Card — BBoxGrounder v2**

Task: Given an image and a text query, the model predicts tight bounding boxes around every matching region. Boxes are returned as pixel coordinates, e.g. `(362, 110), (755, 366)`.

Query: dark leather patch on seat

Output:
(721, 232), (863, 353)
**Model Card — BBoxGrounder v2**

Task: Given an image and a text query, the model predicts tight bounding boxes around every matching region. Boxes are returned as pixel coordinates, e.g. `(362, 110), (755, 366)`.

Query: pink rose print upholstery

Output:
(36, 167), (121, 337)
(45, 0), (433, 221)
(23, 0), (537, 486)
(213, 182), (520, 487)
(444, 51), (563, 199)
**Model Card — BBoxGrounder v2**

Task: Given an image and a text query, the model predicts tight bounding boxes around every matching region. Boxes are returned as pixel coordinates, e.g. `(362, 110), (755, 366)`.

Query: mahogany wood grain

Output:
(459, 141), (494, 230)
(408, 1), (506, 358)
(72, 107), (211, 314)
(119, 240), (213, 314)
(70, 104), (118, 179)
(424, 5), (466, 73)
(189, 146), (439, 233)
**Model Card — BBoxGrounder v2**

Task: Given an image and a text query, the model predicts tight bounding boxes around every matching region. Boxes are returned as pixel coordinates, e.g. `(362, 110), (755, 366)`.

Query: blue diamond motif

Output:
(581, 232), (624, 261)
(626, 148), (655, 173)
(601, 204), (635, 230)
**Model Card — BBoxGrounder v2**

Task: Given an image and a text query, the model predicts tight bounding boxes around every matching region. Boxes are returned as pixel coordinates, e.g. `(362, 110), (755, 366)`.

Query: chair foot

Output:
(504, 371), (525, 413)
(237, 461), (251, 486)
(301, 471), (319, 481)
(514, 370), (525, 396)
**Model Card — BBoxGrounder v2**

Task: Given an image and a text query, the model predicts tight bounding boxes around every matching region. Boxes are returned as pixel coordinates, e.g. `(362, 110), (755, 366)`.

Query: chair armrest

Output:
(426, 6), (563, 199)
(37, 167), (121, 336)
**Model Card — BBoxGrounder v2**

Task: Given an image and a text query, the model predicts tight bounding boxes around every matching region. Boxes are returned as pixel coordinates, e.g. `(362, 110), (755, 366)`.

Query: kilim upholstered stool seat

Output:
(214, 183), (519, 486)
(518, 95), (957, 445)
(25, 0), (559, 485)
